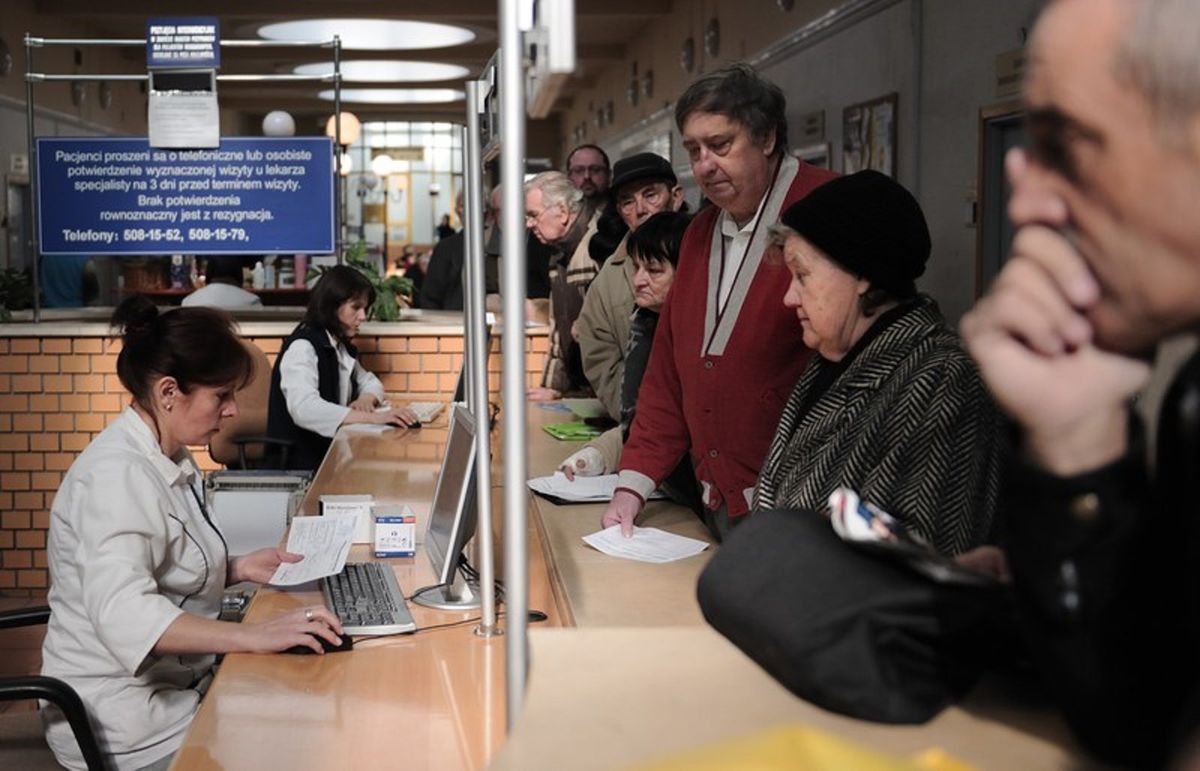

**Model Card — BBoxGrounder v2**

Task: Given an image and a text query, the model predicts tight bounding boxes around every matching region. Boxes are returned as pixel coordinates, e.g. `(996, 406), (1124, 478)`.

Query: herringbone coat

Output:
(753, 297), (1002, 555)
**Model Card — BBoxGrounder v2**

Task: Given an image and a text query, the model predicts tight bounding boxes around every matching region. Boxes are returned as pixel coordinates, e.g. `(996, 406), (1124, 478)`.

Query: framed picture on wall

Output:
(792, 142), (832, 170)
(842, 93), (897, 177)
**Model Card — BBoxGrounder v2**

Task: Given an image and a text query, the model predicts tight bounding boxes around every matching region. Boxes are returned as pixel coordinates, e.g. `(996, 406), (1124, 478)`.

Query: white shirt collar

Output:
(115, 407), (200, 488)
(718, 185), (772, 240)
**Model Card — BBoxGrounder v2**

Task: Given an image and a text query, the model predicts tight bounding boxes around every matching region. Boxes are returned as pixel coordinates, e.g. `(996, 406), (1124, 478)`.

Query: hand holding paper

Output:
(269, 515), (357, 585)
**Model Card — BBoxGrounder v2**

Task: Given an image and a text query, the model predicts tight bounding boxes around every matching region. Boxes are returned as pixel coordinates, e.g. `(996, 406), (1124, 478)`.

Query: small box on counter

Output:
(373, 504), (417, 557)
(319, 494), (374, 543)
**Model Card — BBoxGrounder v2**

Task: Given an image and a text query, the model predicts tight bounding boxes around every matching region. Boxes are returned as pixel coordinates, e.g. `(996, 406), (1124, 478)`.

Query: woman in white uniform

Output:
(41, 296), (345, 771)
(266, 265), (418, 470)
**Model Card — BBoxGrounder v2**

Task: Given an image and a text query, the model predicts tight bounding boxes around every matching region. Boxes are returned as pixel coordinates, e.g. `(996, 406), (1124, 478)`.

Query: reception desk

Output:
(172, 403), (1099, 771)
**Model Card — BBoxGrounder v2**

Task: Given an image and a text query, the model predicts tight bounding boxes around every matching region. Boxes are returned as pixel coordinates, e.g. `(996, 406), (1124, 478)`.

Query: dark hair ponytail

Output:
(111, 295), (253, 413)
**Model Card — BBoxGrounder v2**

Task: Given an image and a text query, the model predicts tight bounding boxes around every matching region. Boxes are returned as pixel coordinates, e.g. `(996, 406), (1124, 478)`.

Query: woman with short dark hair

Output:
(268, 264), (418, 470)
(754, 171), (1002, 554)
(41, 296), (345, 771)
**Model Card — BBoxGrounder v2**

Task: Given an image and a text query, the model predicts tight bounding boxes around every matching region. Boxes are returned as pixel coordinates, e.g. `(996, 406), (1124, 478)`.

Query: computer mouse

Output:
(528, 610), (549, 623)
(389, 418), (421, 429)
(283, 633), (354, 655)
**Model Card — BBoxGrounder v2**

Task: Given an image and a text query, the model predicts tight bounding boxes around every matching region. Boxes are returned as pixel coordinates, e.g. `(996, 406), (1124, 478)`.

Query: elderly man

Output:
(961, 0), (1200, 765)
(576, 152), (686, 418)
(602, 64), (837, 539)
(565, 143), (611, 202)
(525, 171), (601, 399)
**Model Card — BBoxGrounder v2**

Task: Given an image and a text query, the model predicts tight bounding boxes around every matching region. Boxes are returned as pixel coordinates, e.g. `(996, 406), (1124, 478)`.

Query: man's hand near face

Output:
(961, 151), (1150, 477)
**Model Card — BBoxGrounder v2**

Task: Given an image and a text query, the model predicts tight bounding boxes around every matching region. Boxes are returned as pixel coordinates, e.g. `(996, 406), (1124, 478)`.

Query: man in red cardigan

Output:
(603, 63), (838, 540)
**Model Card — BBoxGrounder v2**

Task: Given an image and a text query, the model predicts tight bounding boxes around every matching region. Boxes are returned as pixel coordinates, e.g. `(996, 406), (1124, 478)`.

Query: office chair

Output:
(0, 605), (106, 771)
(209, 340), (293, 469)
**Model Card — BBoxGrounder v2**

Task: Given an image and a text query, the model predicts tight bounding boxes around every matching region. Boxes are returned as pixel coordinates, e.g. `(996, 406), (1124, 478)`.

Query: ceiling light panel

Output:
(319, 88), (465, 104)
(294, 61), (470, 83)
(259, 19), (475, 51)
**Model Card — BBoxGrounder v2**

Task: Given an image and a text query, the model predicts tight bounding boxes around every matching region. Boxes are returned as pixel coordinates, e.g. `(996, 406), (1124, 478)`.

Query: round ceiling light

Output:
(295, 61), (469, 83)
(258, 19), (475, 51)
(319, 88), (464, 104)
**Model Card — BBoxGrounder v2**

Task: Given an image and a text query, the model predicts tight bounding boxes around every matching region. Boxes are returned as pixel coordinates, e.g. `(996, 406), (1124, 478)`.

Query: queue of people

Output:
(40, 1), (1200, 765)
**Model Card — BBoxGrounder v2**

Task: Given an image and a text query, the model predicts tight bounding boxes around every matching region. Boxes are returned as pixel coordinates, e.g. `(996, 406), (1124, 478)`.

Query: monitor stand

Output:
(411, 567), (481, 611)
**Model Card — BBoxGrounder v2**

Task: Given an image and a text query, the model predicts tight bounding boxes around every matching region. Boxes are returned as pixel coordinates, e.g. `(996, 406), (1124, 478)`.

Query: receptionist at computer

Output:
(267, 264), (419, 470)
(41, 297), (345, 771)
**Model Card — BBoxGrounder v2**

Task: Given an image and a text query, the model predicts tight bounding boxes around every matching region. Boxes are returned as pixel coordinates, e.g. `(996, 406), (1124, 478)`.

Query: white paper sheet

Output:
(581, 525), (709, 563)
(528, 473), (668, 503)
(269, 515), (357, 585)
(528, 472), (618, 501)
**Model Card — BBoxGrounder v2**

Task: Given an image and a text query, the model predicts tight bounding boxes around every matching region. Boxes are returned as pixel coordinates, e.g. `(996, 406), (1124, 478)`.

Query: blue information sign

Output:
(147, 17), (220, 69)
(37, 137), (335, 256)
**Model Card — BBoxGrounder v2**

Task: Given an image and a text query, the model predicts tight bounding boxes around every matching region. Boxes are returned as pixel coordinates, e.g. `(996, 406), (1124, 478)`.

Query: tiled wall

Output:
(0, 331), (549, 596)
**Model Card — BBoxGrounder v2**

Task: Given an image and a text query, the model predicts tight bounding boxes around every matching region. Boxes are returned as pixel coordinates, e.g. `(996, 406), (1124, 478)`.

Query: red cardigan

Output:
(618, 158), (837, 518)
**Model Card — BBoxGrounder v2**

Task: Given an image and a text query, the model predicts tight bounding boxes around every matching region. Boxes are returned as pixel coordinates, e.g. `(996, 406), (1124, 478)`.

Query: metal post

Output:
(462, 96), (499, 637)
(25, 35), (41, 322)
(498, 0), (529, 730)
(333, 35), (344, 263)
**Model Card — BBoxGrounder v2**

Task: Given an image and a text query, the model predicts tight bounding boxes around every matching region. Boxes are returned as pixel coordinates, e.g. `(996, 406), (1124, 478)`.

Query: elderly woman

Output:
(524, 170), (601, 400)
(753, 170), (1002, 555)
(558, 211), (702, 512)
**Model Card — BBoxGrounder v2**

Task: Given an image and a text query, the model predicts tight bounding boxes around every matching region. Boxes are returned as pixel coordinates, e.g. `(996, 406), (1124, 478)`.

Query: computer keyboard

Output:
(407, 401), (445, 424)
(321, 562), (417, 635)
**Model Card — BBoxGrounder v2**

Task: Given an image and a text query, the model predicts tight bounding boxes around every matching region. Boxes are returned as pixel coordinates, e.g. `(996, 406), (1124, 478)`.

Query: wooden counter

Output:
(524, 404), (715, 627)
(172, 403), (1100, 771)
(173, 416), (560, 771)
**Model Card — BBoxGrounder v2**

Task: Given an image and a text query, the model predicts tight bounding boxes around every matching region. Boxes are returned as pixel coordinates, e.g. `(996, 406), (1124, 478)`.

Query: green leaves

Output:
(308, 241), (414, 322)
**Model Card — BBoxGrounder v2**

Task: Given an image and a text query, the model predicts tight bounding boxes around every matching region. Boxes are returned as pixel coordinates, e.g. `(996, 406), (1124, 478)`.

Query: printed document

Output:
(582, 525), (709, 564)
(528, 473), (668, 504)
(269, 515), (357, 585)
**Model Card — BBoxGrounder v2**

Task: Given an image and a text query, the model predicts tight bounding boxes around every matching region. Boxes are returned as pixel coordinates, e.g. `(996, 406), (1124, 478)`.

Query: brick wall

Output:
(0, 330), (549, 597)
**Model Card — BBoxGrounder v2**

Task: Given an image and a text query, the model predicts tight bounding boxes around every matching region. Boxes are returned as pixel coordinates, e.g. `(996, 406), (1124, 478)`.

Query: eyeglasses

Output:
(524, 205), (560, 225)
(568, 165), (609, 177)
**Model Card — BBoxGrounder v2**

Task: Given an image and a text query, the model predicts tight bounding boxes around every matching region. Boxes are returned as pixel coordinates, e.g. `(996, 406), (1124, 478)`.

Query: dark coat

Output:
(754, 296), (1003, 555)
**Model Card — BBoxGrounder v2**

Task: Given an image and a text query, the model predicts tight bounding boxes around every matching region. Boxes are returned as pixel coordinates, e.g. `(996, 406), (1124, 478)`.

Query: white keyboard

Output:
(407, 401), (445, 424)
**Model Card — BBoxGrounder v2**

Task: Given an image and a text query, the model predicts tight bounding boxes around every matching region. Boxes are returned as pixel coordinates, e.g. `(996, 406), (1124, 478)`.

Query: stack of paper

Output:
(528, 472), (618, 502)
(527, 473), (668, 504)
(582, 525), (709, 564)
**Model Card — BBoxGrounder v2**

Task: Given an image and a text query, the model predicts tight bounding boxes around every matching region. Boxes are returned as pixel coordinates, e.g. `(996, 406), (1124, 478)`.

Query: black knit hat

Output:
(779, 170), (930, 296)
(611, 152), (677, 193)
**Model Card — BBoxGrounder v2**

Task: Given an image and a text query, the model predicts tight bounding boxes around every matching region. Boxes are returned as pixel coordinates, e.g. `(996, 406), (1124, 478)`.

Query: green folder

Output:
(541, 421), (603, 441)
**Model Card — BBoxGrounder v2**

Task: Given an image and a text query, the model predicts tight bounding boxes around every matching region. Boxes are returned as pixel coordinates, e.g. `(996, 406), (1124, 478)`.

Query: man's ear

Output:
(761, 128), (777, 157)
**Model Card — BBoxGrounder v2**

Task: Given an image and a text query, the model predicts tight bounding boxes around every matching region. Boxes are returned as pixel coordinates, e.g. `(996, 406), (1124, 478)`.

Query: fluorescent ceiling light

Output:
(294, 61), (469, 83)
(320, 88), (465, 104)
(258, 19), (475, 50)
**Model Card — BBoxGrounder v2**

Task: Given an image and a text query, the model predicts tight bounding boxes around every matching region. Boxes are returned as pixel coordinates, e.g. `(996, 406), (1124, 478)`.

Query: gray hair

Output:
(674, 62), (788, 156)
(1113, 0), (1200, 146)
(524, 170), (585, 214)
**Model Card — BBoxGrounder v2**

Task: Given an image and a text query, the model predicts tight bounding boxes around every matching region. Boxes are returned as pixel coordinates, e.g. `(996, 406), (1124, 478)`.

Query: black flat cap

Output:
(611, 152), (677, 193)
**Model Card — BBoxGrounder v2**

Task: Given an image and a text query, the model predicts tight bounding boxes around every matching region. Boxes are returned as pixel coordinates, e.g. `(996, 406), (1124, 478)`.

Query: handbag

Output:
(697, 508), (1013, 723)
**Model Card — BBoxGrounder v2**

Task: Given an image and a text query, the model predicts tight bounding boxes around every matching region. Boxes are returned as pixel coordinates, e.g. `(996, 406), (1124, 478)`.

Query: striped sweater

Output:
(753, 296), (1002, 555)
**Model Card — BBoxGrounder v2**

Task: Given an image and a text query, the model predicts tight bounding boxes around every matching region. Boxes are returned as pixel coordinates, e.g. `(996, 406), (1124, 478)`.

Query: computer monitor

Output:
(412, 404), (481, 611)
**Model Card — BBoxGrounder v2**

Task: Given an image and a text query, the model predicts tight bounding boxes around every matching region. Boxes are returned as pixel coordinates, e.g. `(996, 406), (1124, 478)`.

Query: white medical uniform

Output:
(278, 330), (386, 437)
(41, 408), (226, 771)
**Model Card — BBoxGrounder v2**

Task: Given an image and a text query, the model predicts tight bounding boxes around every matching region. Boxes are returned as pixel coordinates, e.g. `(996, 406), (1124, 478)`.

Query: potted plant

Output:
(308, 241), (413, 322)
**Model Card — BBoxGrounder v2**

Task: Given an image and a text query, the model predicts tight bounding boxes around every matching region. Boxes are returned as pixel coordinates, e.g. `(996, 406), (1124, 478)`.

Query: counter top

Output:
(0, 309), (548, 337)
